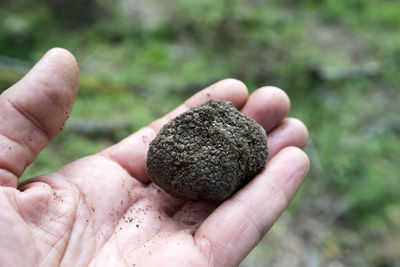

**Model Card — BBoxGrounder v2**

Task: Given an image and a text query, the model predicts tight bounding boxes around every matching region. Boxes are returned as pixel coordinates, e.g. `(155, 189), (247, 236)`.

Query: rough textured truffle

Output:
(147, 100), (268, 201)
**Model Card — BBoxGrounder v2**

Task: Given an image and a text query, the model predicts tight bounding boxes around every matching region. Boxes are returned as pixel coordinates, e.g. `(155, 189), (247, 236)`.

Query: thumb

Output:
(0, 48), (79, 187)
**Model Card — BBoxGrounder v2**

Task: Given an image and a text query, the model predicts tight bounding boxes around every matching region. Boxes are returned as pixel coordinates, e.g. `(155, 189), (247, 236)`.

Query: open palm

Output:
(0, 49), (309, 267)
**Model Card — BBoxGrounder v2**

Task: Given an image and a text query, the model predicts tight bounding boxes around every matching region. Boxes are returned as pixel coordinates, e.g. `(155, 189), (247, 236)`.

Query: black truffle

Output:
(147, 100), (268, 201)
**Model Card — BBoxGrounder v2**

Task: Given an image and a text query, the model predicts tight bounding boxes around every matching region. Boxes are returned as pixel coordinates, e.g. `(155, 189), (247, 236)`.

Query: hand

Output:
(0, 48), (309, 266)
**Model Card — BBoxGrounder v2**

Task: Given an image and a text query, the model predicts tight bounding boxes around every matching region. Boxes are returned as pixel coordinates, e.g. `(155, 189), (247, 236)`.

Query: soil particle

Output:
(142, 135), (149, 143)
(147, 100), (268, 201)
(182, 220), (197, 226)
(52, 191), (63, 202)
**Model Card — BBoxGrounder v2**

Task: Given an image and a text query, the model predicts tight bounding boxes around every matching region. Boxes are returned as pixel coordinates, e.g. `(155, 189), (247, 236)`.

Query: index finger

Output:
(101, 79), (248, 184)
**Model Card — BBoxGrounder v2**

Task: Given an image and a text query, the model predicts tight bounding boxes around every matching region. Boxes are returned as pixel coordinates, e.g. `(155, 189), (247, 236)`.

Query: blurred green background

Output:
(1, 0), (399, 266)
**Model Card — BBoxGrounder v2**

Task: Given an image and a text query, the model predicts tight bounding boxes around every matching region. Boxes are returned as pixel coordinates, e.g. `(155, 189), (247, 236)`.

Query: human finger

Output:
(267, 118), (309, 159)
(194, 147), (310, 266)
(240, 86), (290, 132)
(0, 48), (79, 187)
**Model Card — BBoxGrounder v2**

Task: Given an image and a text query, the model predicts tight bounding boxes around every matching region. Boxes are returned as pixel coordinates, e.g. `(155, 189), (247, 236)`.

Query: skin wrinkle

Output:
(267, 119), (287, 136)
(58, 188), (94, 266)
(194, 235), (215, 267)
(35, 78), (65, 108)
(31, 195), (78, 258)
(172, 208), (207, 233)
(0, 170), (17, 187)
(242, 88), (289, 116)
(120, 224), (166, 263)
(0, 132), (34, 177)
(266, 147), (309, 203)
(2, 189), (68, 264)
(229, 198), (268, 240)
(205, 236), (221, 267)
(32, 211), (71, 236)
(115, 234), (126, 267)
(20, 189), (74, 229)
(41, 221), (74, 262)
(0, 189), (21, 218)
(35, 173), (80, 266)
(37, 228), (70, 266)
(21, 199), (50, 229)
(122, 226), (163, 259)
(202, 200), (264, 267)
(94, 188), (206, 265)
(0, 191), (45, 266)
(75, 162), (149, 262)
(87, 197), (157, 267)
(0, 128), (31, 152)
(263, 173), (290, 206)
(266, 121), (309, 164)
(5, 96), (51, 141)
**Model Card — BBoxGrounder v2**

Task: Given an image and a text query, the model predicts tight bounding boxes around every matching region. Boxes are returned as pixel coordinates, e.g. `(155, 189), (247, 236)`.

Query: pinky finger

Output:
(194, 147), (310, 266)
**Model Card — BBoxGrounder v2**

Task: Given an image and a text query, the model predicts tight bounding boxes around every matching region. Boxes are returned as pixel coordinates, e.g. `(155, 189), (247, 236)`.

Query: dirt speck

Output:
(142, 134), (149, 143)
(52, 191), (63, 202)
(182, 220), (197, 226)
